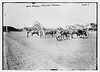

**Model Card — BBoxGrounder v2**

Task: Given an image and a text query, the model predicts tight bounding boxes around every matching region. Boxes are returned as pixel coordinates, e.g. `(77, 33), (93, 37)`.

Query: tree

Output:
(90, 23), (97, 31)
(90, 23), (96, 28)
(33, 21), (45, 30)
(57, 27), (63, 30)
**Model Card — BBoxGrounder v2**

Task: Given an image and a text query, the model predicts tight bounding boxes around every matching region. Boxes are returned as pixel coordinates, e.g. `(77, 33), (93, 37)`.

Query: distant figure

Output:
(55, 30), (62, 40)
(27, 31), (30, 38)
(39, 30), (44, 38)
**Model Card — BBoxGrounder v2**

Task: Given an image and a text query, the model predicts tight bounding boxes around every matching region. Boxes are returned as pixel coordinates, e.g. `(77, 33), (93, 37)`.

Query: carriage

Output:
(26, 28), (89, 41)
(55, 29), (89, 41)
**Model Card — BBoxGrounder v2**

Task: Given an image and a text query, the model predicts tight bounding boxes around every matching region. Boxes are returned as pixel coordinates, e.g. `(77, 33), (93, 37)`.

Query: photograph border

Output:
(2, 1), (98, 70)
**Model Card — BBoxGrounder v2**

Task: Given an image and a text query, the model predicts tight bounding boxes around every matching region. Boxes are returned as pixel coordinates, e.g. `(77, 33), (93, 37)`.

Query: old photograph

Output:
(2, 2), (97, 70)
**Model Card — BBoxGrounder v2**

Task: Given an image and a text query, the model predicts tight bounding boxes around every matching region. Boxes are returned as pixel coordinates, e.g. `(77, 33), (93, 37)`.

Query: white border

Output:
(0, 0), (99, 72)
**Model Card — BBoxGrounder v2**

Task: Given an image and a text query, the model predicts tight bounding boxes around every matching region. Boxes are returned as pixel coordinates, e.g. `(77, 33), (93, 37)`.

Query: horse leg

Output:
(71, 33), (73, 39)
(27, 33), (29, 38)
(31, 32), (33, 36)
(32, 33), (34, 36)
(45, 34), (46, 38)
(63, 35), (65, 40)
(63, 35), (65, 39)
(52, 33), (53, 37)
(66, 34), (68, 39)
(37, 33), (39, 36)
(72, 34), (73, 39)
(60, 34), (62, 40)
(62, 35), (63, 39)
(27, 32), (29, 38)
(66, 34), (68, 40)
(61, 34), (63, 39)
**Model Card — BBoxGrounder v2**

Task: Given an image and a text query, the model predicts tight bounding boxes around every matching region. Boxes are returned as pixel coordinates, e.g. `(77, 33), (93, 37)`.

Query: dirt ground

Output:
(3, 31), (97, 70)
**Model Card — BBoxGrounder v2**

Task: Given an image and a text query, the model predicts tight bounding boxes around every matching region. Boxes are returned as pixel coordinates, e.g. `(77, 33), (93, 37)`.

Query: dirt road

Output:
(3, 32), (97, 70)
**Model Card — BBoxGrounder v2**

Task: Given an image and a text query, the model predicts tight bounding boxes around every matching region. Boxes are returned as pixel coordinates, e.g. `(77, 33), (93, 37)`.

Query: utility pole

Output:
(6, 26), (7, 33)
(4, 12), (8, 33)
(4, 2), (8, 33)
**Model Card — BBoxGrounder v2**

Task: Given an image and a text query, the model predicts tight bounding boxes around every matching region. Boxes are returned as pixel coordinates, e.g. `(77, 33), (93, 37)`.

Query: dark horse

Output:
(60, 30), (71, 40)
(44, 30), (54, 38)
(31, 30), (39, 36)
(45, 31), (53, 38)
(71, 29), (89, 38)
(77, 29), (89, 38)
(26, 30), (39, 38)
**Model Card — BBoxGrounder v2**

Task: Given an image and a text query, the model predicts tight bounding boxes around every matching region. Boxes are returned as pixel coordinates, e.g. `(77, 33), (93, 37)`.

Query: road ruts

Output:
(4, 36), (66, 70)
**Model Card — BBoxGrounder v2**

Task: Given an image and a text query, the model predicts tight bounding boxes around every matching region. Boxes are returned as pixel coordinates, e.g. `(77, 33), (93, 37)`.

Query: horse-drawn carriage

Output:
(25, 28), (89, 41)
(55, 29), (72, 41)
(55, 28), (89, 41)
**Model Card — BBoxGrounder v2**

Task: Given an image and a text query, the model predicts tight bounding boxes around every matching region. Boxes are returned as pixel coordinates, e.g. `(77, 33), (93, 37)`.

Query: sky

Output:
(3, 3), (96, 28)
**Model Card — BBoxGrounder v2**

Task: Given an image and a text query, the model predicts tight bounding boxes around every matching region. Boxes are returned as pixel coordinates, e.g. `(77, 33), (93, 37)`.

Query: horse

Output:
(55, 30), (62, 41)
(54, 29), (71, 41)
(71, 29), (89, 39)
(31, 30), (39, 36)
(26, 30), (39, 38)
(70, 29), (78, 38)
(26, 30), (31, 38)
(77, 29), (89, 38)
(44, 30), (53, 38)
(60, 30), (72, 40)
(52, 30), (57, 37)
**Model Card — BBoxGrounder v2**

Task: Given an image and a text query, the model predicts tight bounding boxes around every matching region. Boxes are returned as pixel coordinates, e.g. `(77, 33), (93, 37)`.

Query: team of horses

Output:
(26, 28), (89, 41)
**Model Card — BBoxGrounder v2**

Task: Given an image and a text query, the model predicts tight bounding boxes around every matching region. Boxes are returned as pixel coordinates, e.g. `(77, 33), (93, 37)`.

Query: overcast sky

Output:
(3, 3), (96, 28)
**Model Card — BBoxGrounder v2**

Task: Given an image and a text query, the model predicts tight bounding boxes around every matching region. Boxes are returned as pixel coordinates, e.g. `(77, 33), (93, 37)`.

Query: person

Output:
(27, 31), (30, 38)
(39, 30), (43, 38)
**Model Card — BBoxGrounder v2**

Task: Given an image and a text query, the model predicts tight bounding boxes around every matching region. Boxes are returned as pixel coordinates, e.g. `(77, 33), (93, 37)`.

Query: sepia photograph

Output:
(2, 2), (98, 71)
